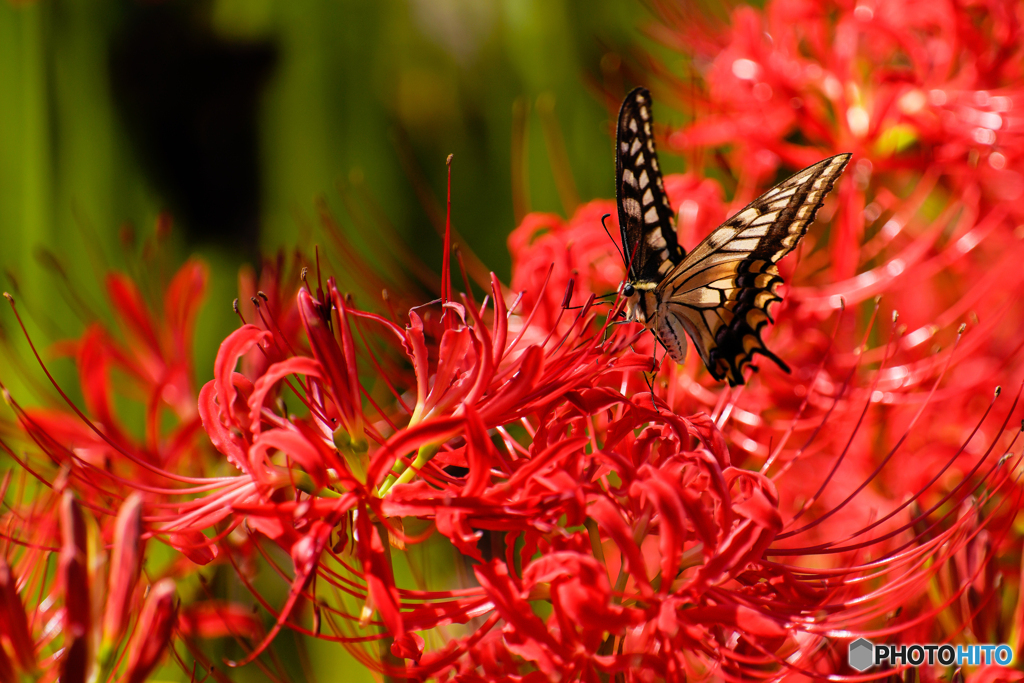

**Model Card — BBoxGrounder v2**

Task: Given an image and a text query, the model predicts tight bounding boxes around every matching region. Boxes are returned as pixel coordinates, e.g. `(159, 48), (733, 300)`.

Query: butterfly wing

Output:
(615, 87), (684, 285)
(654, 153), (851, 385)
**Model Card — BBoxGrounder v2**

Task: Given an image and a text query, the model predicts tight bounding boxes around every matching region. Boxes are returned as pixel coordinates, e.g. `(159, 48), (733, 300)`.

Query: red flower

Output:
(2, 2), (1023, 681)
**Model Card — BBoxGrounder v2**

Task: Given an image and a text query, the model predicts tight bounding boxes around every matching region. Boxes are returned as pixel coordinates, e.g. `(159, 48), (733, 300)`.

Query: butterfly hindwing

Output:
(615, 87), (684, 284)
(656, 153), (851, 385)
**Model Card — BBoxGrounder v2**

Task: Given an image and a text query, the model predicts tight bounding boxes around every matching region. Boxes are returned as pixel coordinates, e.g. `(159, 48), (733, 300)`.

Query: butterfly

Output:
(615, 86), (851, 386)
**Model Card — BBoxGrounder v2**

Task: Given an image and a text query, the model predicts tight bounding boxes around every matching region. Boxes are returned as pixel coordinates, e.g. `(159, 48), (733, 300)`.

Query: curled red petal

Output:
(250, 428), (329, 489)
(474, 561), (566, 674)
(357, 513), (406, 646)
(213, 325), (271, 430)
(248, 356), (323, 438)
(167, 530), (219, 566)
(435, 508), (483, 562)
(198, 381), (250, 473)
(588, 497), (653, 599)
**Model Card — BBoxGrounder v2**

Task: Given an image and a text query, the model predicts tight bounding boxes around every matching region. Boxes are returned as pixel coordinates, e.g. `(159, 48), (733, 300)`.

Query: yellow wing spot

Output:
(708, 278), (737, 290)
(734, 353), (752, 373)
(746, 308), (769, 329)
(735, 208), (760, 223)
(743, 334), (761, 353)
(623, 198), (641, 218)
(725, 238), (761, 252)
(754, 290), (776, 310)
(751, 211), (780, 226)
(739, 226), (770, 238)
(647, 227), (667, 249)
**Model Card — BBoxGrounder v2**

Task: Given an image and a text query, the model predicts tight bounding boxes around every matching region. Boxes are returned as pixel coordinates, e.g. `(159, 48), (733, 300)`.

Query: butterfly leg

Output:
(642, 333), (664, 413)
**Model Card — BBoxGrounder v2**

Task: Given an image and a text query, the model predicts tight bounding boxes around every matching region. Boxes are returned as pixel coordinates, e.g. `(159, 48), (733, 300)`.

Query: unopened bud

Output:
(59, 493), (90, 639)
(154, 212), (172, 241)
(103, 494), (145, 648)
(125, 579), (177, 683)
(0, 556), (35, 670)
(561, 278), (575, 309)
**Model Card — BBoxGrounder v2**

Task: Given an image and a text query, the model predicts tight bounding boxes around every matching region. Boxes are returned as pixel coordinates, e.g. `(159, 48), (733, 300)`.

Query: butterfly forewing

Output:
(615, 87), (684, 284)
(656, 153), (852, 385)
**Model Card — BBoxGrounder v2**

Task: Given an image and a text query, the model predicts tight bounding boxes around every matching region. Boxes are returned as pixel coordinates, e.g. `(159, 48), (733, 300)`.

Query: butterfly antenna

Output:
(600, 213), (626, 267)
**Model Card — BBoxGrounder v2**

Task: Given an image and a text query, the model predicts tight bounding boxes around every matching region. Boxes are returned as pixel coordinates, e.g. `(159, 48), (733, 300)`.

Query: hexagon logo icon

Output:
(848, 638), (875, 672)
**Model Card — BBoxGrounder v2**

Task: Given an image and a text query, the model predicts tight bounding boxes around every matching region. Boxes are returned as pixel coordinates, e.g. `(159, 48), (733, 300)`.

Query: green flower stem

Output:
(378, 443), (438, 497)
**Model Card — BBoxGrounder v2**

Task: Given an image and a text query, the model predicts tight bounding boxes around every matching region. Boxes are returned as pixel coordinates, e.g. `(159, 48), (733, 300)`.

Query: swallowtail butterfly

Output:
(615, 87), (850, 385)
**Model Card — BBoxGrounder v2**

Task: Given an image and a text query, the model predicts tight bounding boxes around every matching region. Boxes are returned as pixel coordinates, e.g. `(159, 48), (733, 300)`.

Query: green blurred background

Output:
(0, 0), (677, 395)
(0, 1), (677, 679)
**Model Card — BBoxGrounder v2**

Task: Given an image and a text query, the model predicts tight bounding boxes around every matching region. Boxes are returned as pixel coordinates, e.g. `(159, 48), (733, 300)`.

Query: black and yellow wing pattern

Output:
(615, 87), (684, 285)
(614, 87), (850, 386)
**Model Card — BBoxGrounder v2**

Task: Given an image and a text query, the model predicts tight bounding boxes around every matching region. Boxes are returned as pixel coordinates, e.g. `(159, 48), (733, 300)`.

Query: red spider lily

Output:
(167, 198), (1017, 682)
(5, 164), (1022, 683)
(2, 2), (1023, 681)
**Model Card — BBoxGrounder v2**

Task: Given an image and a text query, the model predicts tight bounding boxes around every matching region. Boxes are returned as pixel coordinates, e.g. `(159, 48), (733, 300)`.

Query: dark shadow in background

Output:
(109, 4), (276, 259)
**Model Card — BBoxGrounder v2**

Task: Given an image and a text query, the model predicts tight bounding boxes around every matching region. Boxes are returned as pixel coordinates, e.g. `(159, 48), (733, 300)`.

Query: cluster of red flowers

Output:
(1, 0), (1024, 681)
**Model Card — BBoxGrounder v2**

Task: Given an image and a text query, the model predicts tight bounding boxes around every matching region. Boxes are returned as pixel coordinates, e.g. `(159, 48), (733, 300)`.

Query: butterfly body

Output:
(615, 87), (851, 385)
